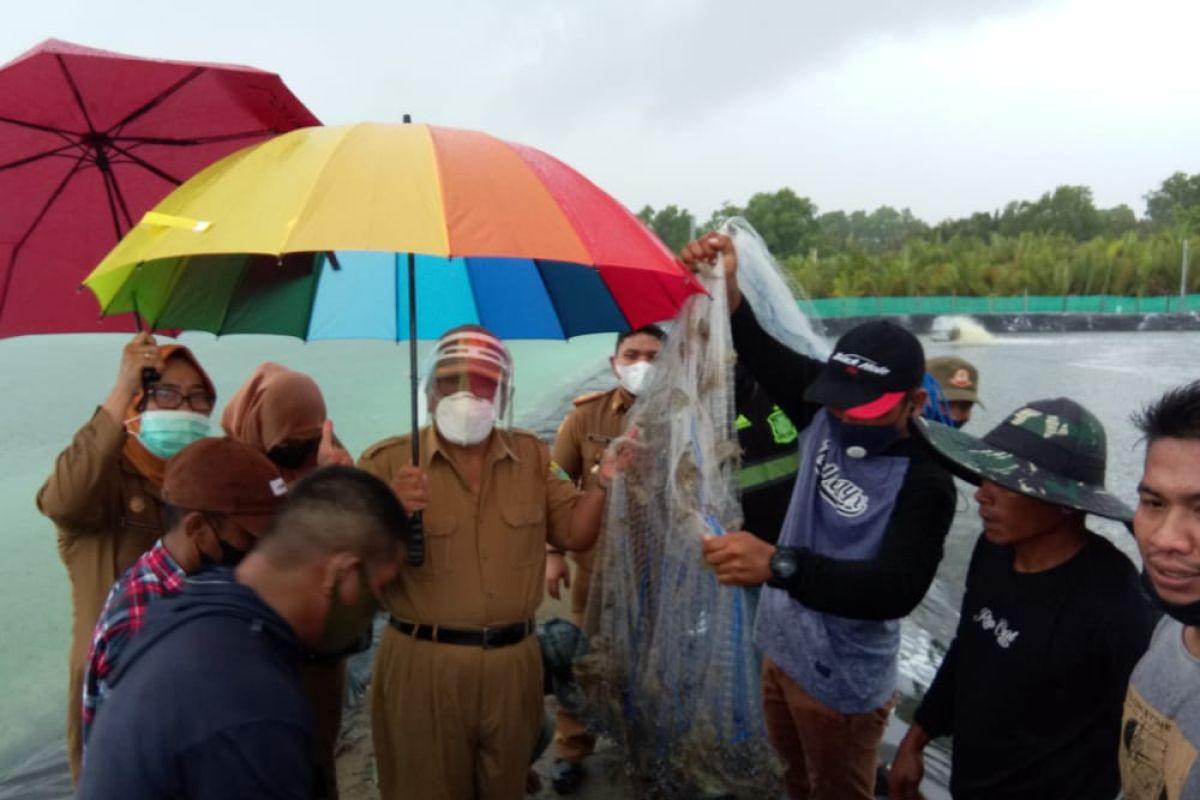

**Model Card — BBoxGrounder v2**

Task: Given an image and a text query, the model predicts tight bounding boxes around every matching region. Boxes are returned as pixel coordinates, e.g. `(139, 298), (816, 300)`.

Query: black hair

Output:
(258, 466), (411, 567)
(161, 503), (190, 531)
(1133, 380), (1200, 444)
(615, 324), (666, 353)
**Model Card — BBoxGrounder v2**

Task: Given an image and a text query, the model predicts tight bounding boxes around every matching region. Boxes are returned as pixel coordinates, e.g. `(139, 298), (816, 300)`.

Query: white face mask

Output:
(434, 392), (497, 446)
(614, 361), (655, 396)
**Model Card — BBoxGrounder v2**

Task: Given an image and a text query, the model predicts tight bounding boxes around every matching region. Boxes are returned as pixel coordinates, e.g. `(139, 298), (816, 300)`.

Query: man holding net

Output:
(683, 234), (957, 800)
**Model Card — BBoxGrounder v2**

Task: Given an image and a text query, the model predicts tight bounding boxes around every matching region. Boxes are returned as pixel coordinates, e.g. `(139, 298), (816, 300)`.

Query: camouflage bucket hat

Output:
(914, 397), (1133, 522)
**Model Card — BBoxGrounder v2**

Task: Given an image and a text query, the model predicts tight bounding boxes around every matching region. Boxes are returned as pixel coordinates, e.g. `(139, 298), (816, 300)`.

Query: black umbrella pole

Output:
(132, 300), (160, 390)
(406, 251), (425, 566)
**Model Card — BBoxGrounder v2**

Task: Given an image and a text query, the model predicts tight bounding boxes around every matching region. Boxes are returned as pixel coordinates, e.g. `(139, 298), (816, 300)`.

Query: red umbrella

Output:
(0, 38), (320, 337)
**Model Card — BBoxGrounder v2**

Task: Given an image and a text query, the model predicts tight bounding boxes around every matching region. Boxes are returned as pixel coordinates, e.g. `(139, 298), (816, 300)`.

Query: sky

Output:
(5, 0), (1199, 224)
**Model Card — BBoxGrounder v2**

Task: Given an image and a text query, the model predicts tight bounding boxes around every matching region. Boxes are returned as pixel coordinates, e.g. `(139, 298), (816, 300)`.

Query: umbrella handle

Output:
(407, 511), (426, 566)
(141, 366), (161, 391)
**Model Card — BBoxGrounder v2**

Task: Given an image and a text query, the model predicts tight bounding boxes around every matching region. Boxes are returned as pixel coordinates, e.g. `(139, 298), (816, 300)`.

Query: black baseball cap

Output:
(804, 321), (925, 418)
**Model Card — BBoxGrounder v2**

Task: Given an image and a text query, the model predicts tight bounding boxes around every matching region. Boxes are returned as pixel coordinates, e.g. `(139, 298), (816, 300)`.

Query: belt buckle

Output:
(481, 625), (502, 649)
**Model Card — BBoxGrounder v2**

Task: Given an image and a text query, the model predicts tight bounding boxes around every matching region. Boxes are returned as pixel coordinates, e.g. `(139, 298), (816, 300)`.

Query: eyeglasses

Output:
(146, 384), (215, 413)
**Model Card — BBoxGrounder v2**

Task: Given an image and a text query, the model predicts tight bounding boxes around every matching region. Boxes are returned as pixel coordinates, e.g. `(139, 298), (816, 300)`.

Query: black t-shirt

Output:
(914, 532), (1158, 800)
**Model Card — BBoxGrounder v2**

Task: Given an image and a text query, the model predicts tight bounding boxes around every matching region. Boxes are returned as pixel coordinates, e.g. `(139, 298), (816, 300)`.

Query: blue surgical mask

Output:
(826, 412), (903, 459)
(133, 409), (211, 459)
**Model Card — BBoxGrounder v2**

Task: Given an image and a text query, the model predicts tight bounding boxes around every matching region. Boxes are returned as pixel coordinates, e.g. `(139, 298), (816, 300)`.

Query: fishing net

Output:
(576, 219), (826, 796)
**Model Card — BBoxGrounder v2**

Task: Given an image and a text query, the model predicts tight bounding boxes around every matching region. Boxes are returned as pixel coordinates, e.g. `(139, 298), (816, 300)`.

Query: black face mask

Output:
(826, 408), (906, 459)
(199, 537), (249, 569)
(268, 438), (320, 471)
(1141, 570), (1200, 626)
(198, 515), (250, 568)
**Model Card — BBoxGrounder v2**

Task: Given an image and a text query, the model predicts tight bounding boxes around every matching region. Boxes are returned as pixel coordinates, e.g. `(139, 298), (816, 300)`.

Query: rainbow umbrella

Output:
(84, 122), (699, 339)
(84, 121), (702, 562)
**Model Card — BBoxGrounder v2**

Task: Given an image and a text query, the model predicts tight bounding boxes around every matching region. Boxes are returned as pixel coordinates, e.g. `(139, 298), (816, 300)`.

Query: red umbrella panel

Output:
(0, 38), (320, 338)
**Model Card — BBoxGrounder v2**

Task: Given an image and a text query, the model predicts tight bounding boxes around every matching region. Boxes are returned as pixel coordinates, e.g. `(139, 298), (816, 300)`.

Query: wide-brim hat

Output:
(914, 397), (1133, 522)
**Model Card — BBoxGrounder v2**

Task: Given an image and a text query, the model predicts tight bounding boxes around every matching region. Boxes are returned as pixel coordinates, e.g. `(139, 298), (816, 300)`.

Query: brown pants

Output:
(371, 625), (543, 800)
(298, 658), (347, 799)
(761, 657), (893, 800)
(552, 563), (596, 763)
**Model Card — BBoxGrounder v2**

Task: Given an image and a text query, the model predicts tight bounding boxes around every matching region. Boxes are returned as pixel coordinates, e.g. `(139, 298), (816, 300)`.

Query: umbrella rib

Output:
(0, 114), (82, 137)
(0, 159), (87, 317)
(103, 163), (138, 231)
(55, 54), (99, 135)
(0, 142), (83, 174)
(107, 67), (206, 133)
(97, 161), (126, 242)
(104, 141), (183, 186)
(111, 129), (274, 147)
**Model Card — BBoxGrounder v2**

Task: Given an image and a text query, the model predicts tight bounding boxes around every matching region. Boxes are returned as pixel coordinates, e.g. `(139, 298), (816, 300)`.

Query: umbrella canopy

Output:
(83, 122), (702, 339)
(0, 38), (320, 338)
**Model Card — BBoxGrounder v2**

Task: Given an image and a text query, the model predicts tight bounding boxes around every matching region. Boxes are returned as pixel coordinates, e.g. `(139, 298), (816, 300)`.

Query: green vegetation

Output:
(637, 173), (1200, 299)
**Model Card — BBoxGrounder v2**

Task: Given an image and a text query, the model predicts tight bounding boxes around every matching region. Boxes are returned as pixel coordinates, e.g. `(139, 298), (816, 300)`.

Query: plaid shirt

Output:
(81, 539), (187, 743)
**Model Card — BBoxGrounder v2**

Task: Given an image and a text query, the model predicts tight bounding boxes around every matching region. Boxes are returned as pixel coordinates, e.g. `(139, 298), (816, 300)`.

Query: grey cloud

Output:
(488, 0), (1059, 130)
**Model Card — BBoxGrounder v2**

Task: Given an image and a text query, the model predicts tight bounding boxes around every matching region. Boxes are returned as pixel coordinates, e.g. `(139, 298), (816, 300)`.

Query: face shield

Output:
(422, 328), (515, 440)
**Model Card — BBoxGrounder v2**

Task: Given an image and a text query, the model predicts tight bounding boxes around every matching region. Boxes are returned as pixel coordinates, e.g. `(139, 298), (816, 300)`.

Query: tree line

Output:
(637, 172), (1200, 298)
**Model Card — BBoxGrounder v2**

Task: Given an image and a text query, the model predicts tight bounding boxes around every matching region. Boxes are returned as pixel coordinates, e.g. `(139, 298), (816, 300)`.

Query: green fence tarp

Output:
(799, 294), (1200, 318)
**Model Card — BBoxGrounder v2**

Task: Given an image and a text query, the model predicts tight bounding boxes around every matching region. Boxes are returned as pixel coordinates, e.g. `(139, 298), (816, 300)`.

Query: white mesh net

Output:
(576, 219), (827, 796)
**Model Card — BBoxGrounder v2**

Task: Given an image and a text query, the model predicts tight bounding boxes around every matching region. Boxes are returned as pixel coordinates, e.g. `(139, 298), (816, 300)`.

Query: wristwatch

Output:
(767, 547), (799, 590)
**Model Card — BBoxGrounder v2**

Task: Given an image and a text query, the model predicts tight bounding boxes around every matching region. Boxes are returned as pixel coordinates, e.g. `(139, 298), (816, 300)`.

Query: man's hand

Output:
(701, 531), (774, 586)
(317, 420), (354, 467)
(597, 426), (642, 488)
(545, 552), (571, 600)
(889, 723), (929, 800)
(679, 233), (741, 312)
(391, 465), (430, 514)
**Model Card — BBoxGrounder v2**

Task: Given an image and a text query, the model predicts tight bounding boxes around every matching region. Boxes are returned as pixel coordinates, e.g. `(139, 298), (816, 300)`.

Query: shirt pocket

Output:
(580, 440), (608, 489)
(500, 491), (547, 568)
(408, 509), (457, 581)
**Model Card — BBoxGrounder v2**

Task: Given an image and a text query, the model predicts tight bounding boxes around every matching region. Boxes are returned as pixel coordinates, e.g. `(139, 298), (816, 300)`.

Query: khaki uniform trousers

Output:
(762, 657), (893, 800)
(372, 624), (543, 800)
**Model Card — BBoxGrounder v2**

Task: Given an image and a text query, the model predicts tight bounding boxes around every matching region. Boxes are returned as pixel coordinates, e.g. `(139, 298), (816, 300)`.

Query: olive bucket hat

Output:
(914, 397), (1133, 522)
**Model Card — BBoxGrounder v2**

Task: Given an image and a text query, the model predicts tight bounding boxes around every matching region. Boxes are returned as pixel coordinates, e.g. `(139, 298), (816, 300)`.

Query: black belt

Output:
(389, 617), (534, 649)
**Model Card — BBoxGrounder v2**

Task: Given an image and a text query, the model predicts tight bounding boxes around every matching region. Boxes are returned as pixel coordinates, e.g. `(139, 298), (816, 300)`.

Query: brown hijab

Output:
(221, 362), (327, 480)
(123, 344), (217, 486)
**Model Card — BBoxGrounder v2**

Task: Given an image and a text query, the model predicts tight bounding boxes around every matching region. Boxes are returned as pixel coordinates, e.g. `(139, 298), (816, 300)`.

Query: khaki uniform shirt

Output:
(37, 409), (165, 779)
(552, 388), (631, 569)
(358, 425), (579, 627)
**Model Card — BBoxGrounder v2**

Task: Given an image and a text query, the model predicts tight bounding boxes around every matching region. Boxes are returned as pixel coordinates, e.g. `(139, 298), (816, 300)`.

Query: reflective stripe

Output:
(738, 451), (801, 491)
